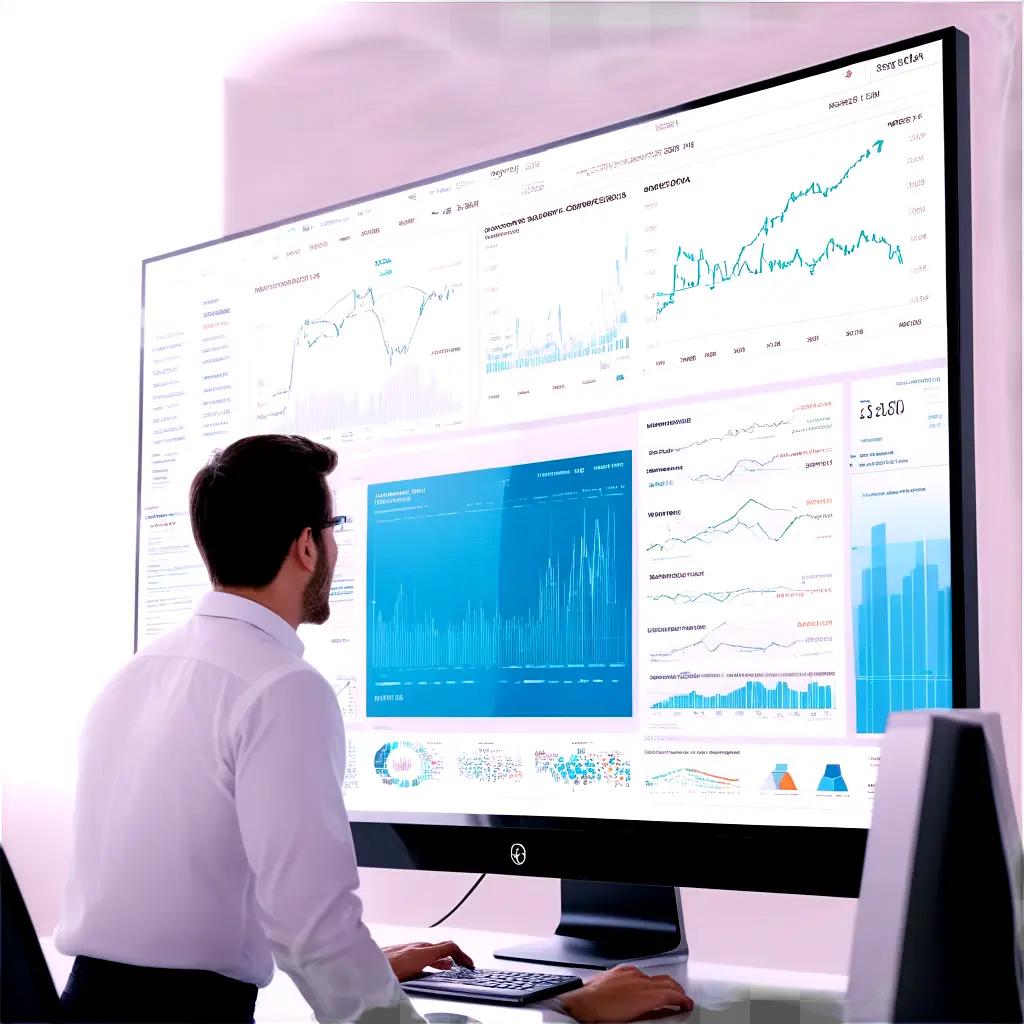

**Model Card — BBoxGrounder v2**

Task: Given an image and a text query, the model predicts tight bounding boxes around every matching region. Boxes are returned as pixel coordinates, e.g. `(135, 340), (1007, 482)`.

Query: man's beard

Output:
(301, 542), (333, 625)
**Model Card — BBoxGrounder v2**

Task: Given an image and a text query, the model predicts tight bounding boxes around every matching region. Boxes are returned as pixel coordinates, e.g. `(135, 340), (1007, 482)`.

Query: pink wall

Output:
(220, 1), (1021, 973)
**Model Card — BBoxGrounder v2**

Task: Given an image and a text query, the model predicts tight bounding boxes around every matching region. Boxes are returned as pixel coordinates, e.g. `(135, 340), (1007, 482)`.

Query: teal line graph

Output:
(650, 627), (804, 660)
(654, 139), (904, 313)
(655, 419), (792, 455)
(646, 498), (815, 551)
(273, 282), (460, 403)
(647, 585), (818, 606)
(687, 454), (785, 482)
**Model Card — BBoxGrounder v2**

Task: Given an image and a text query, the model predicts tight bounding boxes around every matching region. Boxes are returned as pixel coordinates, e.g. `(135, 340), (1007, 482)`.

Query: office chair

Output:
(0, 844), (62, 1023)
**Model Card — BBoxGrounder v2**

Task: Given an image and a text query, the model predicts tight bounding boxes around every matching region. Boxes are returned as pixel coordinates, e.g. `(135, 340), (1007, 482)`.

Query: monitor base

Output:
(494, 880), (688, 970)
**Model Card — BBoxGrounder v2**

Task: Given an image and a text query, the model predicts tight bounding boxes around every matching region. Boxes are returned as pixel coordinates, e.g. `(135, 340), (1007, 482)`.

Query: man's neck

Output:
(216, 585), (301, 631)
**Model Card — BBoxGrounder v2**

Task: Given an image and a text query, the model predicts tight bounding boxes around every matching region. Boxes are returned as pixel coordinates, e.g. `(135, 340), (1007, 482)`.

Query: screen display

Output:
(140, 37), (955, 829)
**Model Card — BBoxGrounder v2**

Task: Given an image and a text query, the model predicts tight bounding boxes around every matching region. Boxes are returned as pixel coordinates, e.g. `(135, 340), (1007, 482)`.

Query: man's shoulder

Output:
(140, 614), (312, 687)
(136, 618), (336, 728)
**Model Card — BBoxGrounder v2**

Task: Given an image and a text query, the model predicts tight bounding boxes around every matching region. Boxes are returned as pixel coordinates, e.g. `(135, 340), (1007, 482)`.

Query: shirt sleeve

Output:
(230, 667), (424, 1024)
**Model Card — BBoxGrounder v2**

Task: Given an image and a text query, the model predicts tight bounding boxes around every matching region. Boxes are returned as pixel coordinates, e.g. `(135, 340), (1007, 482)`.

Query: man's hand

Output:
(382, 941), (475, 982)
(558, 965), (694, 1022)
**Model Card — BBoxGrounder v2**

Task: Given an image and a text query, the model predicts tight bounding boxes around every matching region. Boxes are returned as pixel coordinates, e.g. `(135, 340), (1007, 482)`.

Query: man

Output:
(55, 434), (693, 1023)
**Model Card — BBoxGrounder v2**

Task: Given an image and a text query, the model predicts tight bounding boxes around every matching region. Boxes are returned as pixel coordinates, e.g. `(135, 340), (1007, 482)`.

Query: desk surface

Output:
(43, 924), (848, 1023)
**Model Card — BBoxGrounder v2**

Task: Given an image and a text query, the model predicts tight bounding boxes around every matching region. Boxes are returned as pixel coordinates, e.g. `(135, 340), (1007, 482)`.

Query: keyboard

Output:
(402, 965), (584, 1005)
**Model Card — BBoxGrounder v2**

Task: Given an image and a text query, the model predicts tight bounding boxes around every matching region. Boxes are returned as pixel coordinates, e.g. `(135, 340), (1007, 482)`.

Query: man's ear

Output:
(294, 527), (318, 573)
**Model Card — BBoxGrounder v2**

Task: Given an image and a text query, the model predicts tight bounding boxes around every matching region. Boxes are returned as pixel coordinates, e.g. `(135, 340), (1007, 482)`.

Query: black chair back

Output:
(0, 844), (62, 1023)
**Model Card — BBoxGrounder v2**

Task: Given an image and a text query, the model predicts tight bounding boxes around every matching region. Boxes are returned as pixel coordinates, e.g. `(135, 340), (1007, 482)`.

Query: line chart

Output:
(686, 454), (786, 482)
(645, 765), (741, 794)
(273, 282), (460, 405)
(651, 419), (794, 455)
(654, 140), (904, 313)
(649, 621), (809, 661)
(646, 585), (823, 607)
(639, 387), (846, 736)
(634, 108), (947, 401)
(250, 241), (471, 441)
(645, 498), (820, 551)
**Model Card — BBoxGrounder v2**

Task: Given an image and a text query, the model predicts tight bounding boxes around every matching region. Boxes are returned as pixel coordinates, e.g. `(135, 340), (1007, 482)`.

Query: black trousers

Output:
(60, 955), (258, 1024)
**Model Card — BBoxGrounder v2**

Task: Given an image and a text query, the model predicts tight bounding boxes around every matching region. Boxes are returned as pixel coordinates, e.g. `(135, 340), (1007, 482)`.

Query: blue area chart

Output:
(367, 452), (632, 717)
(655, 140), (904, 313)
(854, 524), (953, 733)
(651, 679), (833, 711)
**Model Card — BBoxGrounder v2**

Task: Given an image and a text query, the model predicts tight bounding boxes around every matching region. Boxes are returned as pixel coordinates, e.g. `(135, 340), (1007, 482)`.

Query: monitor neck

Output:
(494, 880), (688, 970)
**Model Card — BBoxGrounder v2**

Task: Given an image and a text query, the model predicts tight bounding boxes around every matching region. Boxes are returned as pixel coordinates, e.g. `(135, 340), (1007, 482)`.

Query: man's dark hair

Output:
(189, 434), (338, 588)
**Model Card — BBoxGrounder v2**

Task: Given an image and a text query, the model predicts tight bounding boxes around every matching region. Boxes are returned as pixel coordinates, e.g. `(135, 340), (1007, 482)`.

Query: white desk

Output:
(42, 925), (848, 1023)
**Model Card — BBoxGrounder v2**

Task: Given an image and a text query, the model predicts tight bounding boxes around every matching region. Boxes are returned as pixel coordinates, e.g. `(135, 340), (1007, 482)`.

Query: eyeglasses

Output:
(323, 514), (349, 534)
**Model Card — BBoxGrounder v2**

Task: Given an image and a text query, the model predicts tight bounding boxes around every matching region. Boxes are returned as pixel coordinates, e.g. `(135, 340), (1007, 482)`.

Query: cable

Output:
(428, 873), (487, 928)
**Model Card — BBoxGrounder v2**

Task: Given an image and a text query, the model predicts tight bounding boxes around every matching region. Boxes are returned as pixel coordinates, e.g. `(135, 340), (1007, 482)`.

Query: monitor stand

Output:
(494, 880), (688, 970)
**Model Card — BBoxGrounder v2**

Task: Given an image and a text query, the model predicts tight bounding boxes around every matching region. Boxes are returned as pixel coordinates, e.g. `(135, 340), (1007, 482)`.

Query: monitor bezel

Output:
(137, 26), (976, 898)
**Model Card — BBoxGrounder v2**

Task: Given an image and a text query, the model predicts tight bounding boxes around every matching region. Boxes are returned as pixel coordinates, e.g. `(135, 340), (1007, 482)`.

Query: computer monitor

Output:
(847, 711), (1023, 1023)
(137, 27), (975, 966)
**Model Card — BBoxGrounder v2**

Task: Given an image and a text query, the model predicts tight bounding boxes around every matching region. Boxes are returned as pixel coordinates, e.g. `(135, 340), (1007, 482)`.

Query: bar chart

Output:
(850, 371), (952, 733)
(853, 523), (952, 733)
(651, 678), (834, 712)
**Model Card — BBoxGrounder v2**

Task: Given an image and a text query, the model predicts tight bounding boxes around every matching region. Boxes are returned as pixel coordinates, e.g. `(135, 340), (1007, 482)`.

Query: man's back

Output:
(56, 593), (341, 987)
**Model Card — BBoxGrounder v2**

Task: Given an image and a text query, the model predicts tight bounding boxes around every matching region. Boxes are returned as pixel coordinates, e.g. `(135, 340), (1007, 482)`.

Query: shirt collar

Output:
(194, 591), (305, 658)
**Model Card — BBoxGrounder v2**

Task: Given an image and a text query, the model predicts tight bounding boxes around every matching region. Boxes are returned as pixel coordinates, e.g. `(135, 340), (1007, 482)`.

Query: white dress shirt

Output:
(55, 591), (420, 1023)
